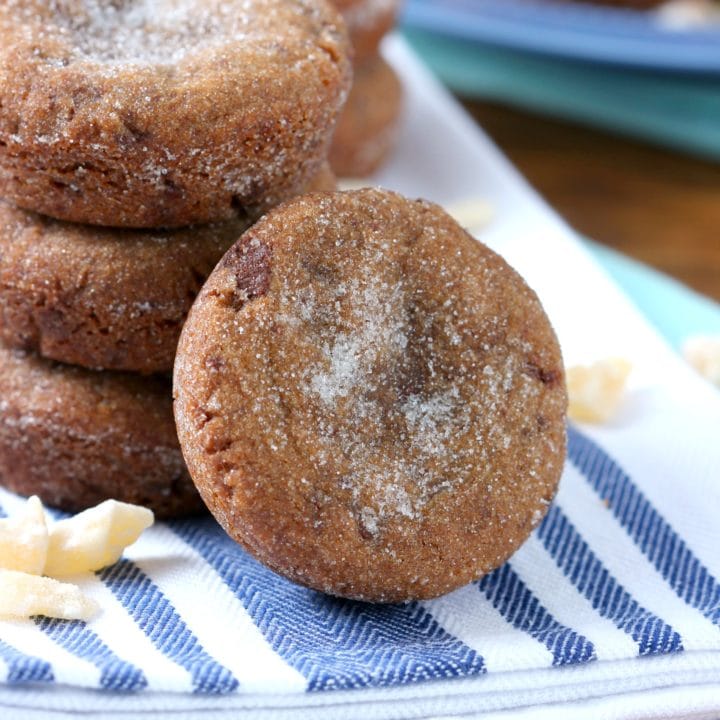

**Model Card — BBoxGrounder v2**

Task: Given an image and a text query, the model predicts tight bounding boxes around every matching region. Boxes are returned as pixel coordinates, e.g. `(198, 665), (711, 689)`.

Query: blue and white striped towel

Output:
(1, 38), (719, 720)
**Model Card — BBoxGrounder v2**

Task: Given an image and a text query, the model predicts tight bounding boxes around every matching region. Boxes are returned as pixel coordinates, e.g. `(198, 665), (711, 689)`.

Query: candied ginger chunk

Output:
(567, 358), (632, 424)
(445, 197), (494, 233)
(0, 570), (98, 621)
(45, 500), (154, 577)
(683, 335), (720, 388)
(0, 496), (48, 575)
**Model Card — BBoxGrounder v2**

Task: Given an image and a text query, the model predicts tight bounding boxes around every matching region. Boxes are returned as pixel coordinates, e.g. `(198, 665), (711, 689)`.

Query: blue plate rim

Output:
(402, 0), (720, 74)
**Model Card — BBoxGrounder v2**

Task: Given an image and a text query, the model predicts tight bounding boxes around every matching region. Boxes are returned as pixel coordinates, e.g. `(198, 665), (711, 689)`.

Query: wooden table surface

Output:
(459, 100), (720, 303)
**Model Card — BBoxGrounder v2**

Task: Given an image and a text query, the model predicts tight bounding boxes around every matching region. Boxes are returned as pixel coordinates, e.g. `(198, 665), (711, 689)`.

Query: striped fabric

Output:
(1, 425), (718, 697)
(1, 38), (719, 719)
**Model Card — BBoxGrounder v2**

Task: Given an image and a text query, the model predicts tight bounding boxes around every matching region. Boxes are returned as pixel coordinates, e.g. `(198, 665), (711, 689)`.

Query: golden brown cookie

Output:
(0, 204), (245, 375)
(0, 0), (351, 228)
(0, 165), (336, 375)
(333, 0), (402, 63)
(174, 189), (567, 602)
(329, 57), (402, 177)
(305, 162), (339, 193)
(0, 343), (201, 518)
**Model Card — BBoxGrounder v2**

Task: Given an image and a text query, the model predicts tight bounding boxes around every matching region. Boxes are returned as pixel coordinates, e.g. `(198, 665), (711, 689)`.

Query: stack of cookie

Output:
(0, 0), (351, 518)
(329, 0), (404, 177)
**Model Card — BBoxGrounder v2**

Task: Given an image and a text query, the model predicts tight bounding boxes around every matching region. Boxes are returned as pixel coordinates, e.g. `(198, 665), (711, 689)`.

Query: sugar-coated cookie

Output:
(329, 56), (402, 177)
(0, 0), (350, 227)
(0, 164), (336, 374)
(174, 189), (567, 602)
(0, 204), (245, 374)
(0, 343), (202, 518)
(333, 0), (402, 63)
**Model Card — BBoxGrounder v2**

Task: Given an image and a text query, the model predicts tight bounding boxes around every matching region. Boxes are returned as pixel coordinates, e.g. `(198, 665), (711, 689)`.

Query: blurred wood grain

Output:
(459, 100), (720, 302)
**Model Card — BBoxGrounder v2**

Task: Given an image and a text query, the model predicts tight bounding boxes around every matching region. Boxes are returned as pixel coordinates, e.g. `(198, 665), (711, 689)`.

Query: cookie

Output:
(0, 204), (244, 375)
(174, 189), (567, 602)
(333, 0), (402, 63)
(0, 164), (336, 375)
(0, 0), (351, 228)
(305, 162), (339, 194)
(329, 57), (402, 177)
(0, 343), (201, 518)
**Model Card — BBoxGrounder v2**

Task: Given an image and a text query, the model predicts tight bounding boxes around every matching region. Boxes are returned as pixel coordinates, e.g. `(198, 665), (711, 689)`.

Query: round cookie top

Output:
(3, 0), (337, 66)
(174, 189), (567, 602)
(0, 0), (351, 227)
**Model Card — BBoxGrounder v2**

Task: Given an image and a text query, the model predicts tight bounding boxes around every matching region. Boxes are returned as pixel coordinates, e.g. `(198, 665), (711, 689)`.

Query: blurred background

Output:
(397, 0), (720, 305)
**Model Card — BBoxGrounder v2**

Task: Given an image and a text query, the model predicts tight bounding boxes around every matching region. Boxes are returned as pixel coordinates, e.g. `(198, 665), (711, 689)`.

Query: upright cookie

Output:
(0, 164), (336, 375)
(0, 0), (351, 227)
(174, 189), (567, 602)
(0, 344), (201, 518)
(329, 56), (402, 177)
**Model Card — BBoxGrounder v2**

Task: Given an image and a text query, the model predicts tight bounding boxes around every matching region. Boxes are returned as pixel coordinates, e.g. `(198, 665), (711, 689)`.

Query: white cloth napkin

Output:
(1, 36), (719, 720)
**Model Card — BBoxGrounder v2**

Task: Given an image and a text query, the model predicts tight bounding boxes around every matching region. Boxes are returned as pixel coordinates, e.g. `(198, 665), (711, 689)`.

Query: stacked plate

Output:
(401, 0), (720, 158)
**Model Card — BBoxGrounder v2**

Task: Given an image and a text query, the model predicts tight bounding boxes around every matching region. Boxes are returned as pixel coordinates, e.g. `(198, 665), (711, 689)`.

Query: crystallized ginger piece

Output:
(445, 197), (494, 233)
(45, 500), (154, 577)
(683, 335), (720, 388)
(0, 496), (48, 575)
(0, 570), (98, 621)
(567, 358), (632, 424)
